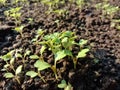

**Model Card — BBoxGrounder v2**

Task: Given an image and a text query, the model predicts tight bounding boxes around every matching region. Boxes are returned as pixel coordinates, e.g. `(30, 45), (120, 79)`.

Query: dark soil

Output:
(0, 0), (120, 90)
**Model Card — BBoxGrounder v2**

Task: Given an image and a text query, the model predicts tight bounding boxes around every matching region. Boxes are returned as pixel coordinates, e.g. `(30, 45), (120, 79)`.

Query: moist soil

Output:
(0, 0), (120, 90)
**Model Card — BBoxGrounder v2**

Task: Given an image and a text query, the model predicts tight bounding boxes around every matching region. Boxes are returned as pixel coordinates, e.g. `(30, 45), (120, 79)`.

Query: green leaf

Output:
(62, 37), (68, 43)
(79, 39), (88, 46)
(34, 60), (51, 71)
(14, 26), (24, 33)
(4, 73), (14, 78)
(37, 29), (44, 36)
(77, 48), (89, 58)
(15, 53), (22, 58)
(30, 55), (39, 59)
(26, 71), (38, 78)
(65, 83), (73, 90)
(55, 50), (67, 61)
(64, 50), (73, 56)
(10, 58), (15, 65)
(1, 50), (14, 61)
(61, 31), (74, 38)
(24, 50), (31, 57)
(58, 80), (67, 88)
(15, 65), (22, 75)
(40, 46), (46, 55)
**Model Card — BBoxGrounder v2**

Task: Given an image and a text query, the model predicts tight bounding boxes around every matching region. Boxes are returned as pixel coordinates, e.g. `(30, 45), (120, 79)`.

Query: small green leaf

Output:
(58, 80), (67, 88)
(24, 50), (31, 57)
(4, 73), (14, 78)
(62, 37), (68, 43)
(15, 53), (22, 58)
(10, 58), (15, 65)
(15, 65), (22, 75)
(55, 50), (67, 61)
(26, 71), (38, 78)
(14, 26), (24, 33)
(61, 31), (73, 38)
(34, 60), (51, 71)
(1, 50), (14, 61)
(37, 29), (44, 36)
(30, 55), (39, 59)
(77, 48), (89, 58)
(79, 39), (88, 46)
(65, 83), (73, 90)
(40, 46), (46, 55)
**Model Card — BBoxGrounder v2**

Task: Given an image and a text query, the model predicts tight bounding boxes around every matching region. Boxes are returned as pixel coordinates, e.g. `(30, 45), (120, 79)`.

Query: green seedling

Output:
(111, 19), (120, 30)
(4, 7), (22, 25)
(15, 49), (31, 67)
(32, 29), (45, 44)
(14, 25), (24, 37)
(58, 79), (73, 90)
(76, 0), (85, 10)
(30, 46), (46, 61)
(4, 65), (23, 84)
(53, 9), (67, 16)
(0, 50), (16, 72)
(26, 60), (51, 83)
(39, 31), (90, 77)
(95, 2), (119, 19)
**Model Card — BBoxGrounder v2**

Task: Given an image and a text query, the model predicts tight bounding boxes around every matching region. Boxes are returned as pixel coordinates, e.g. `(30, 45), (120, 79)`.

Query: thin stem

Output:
(15, 76), (21, 84)
(38, 70), (46, 83)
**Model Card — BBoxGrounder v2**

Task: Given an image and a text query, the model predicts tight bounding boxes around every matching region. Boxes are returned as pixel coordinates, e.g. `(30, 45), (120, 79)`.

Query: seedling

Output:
(95, 2), (119, 19)
(32, 29), (45, 45)
(39, 31), (90, 77)
(4, 7), (22, 25)
(14, 25), (24, 37)
(4, 65), (23, 84)
(26, 60), (51, 83)
(58, 79), (73, 90)
(76, 0), (85, 10)
(0, 50), (16, 72)
(111, 19), (120, 30)
(15, 49), (31, 67)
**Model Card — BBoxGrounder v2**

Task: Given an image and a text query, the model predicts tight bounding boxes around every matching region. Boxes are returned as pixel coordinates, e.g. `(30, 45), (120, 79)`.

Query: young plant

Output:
(32, 29), (45, 45)
(95, 2), (119, 19)
(26, 60), (51, 83)
(4, 7), (22, 25)
(39, 31), (90, 77)
(4, 65), (23, 84)
(76, 0), (85, 10)
(0, 50), (16, 72)
(14, 25), (24, 38)
(15, 49), (31, 67)
(58, 79), (73, 90)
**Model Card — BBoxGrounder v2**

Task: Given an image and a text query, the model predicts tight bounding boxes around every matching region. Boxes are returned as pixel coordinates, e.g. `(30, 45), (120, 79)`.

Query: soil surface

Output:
(0, 0), (120, 90)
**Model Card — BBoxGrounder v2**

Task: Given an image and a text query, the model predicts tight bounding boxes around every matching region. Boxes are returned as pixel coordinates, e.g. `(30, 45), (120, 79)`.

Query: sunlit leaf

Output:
(15, 53), (22, 58)
(10, 58), (15, 65)
(15, 65), (22, 75)
(40, 46), (46, 55)
(79, 39), (88, 46)
(55, 50), (67, 61)
(26, 71), (38, 78)
(24, 50), (31, 57)
(30, 55), (39, 59)
(58, 80), (67, 88)
(34, 60), (51, 71)
(77, 48), (89, 58)
(4, 73), (14, 78)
